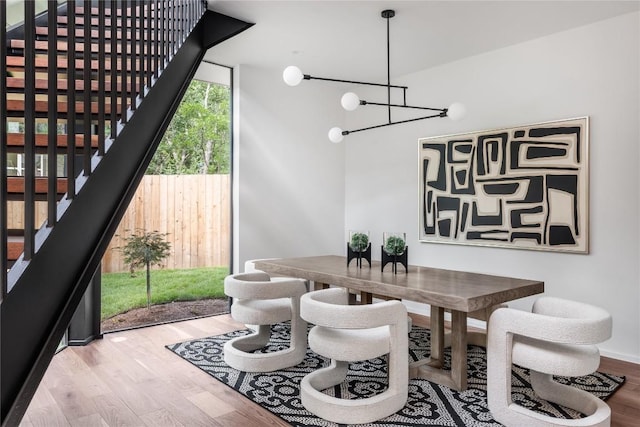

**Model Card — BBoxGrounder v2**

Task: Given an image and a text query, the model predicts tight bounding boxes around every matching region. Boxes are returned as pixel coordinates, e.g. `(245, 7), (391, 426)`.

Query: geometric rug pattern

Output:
(167, 323), (624, 427)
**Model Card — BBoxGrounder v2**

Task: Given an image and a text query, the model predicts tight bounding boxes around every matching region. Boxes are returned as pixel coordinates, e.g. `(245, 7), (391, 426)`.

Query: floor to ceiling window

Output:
(99, 62), (233, 332)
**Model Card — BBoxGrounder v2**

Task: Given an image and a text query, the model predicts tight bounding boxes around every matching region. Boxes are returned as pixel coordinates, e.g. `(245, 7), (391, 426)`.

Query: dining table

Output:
(254, 255), (544, 391)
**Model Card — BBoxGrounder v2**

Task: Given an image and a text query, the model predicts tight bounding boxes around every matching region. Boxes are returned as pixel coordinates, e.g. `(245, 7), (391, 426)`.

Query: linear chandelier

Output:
(282, 9), (465, 143)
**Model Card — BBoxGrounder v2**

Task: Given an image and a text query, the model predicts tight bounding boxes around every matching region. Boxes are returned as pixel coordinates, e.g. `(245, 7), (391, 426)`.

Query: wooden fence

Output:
(7, 175), (231, 273)
(102, 174), (231, 272)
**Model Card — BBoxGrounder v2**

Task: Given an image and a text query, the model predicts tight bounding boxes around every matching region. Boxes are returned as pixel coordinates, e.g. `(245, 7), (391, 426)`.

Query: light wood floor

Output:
(20, 314), (640, 427)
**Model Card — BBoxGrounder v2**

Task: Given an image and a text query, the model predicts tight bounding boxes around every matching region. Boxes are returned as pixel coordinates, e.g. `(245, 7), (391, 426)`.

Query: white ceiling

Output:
(203, 0), (639, 83)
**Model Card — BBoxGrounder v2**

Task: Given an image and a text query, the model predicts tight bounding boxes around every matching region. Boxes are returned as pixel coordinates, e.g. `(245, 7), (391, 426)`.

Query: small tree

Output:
(119, 230), (171, 309)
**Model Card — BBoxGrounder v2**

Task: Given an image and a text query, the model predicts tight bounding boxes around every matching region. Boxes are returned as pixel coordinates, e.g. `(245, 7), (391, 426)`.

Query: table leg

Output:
(313, 281), (330, 290)
(409, 306), (468, 391)
(450, 310), (468, 391)
(360, 291), (373, 305)
(429, 305), (445, 368)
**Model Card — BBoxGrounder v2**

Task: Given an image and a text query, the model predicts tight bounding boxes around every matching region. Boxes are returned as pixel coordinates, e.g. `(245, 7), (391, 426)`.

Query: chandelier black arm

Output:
(303, 74), (408, 90)
(342, 112), (447, 136)
(360, 100), (447, 113)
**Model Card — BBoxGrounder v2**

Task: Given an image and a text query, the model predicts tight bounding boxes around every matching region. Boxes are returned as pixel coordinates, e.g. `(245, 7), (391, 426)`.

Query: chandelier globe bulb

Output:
(341, 92), (360, 111)
(328, 127), (344, 143)
(283, 65), (304, 86)
(447, 102), (466, 121)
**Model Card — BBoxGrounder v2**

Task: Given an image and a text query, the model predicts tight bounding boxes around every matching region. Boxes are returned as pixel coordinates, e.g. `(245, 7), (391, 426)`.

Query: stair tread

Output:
(75, 5), (147, 17)
(57, 15), (162, 29)
(7, 99), (122, 115)
(36, 26), (158, 41)
(6, 76), (133, 93)
(7, 239), (24, 261)
(7, 176), (68, 194)
(10, 39), (156, 56)
(6, 55), (144, 72)
(6, 133), (99, 148)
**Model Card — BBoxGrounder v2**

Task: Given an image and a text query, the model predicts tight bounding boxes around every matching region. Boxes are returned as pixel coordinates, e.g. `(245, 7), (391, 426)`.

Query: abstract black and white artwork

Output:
(419, 117), (588, 253)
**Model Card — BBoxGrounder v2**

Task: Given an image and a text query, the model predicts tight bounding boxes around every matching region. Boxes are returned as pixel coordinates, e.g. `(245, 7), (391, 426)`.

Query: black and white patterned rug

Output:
(167, 323), (624, 427)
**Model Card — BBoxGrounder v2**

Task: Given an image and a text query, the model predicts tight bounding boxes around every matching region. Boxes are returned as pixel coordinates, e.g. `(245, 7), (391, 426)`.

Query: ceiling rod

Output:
(282, 9), (465, 143)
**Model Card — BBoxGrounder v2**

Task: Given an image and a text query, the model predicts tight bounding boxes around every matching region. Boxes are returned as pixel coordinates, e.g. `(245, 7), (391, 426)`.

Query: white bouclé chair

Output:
(223, 272), (308, 372)
(487, 297), (612, 427)
(299, 288), (409, 424)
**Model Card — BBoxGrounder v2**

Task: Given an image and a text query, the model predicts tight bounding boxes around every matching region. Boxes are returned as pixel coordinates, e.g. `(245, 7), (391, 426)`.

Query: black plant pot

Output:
(381, 246), (408, 274)
(347, 243), (372, 268)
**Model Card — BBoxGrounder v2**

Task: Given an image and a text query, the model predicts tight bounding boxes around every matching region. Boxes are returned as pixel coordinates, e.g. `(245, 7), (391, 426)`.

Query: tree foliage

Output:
(118, 230), (171, 309)
(147, 80), (230, 175)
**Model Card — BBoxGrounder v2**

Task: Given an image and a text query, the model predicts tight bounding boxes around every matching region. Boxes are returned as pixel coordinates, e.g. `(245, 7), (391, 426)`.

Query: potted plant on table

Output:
(347, 231), (371, 268)
(382, 232), (408, 274)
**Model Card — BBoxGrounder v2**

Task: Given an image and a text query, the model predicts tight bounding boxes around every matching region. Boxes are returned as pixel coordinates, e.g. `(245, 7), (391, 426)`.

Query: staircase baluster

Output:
(121, 0), (128, 123)
(178, 0), (183, 45)
(139, 0), (145, 98)
(188, 0), (192, 34)
(83, 1), (91, 176)
(174, 0), (179, 54)
(23, 1), (36, 261)
(185, 0), (189, 41)
(165, 0), (169, 69)
(146, 0), (152, 90)
(131, 0), (137, 110)
(1, 0), (7, 295)
(98, 2), (106, 156)
(169, 0), (174, 58)
(156, 0), (161, 79)
(67, 1), (76, 198)
(47, 1), (58, 226)
(110, 0), (118, 137)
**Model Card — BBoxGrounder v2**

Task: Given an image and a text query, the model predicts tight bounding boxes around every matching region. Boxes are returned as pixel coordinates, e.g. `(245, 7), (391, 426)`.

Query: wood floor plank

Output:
(22, 404), (70, 427)
(138, 408), (185, 427)
(68, 413), (108, 427)
(47, 385), (100, 422)
(91, 393), (141, 427)
(91, 365), (164, 416)
(186, 391), (235, 419)
(19, 314), (640, 427)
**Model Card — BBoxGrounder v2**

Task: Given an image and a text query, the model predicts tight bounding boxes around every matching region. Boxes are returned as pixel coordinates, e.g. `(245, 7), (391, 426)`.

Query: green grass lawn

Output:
(101, 267), (228, 320)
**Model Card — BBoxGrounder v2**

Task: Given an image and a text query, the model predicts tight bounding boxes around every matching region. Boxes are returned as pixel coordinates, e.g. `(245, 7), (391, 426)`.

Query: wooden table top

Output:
(255, 255), (544, 312)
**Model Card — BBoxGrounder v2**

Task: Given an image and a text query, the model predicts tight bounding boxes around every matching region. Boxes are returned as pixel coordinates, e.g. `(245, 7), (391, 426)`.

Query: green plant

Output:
(349, 232), (369, 252)
(384, 235), (406, 256)
(118, 229), (171, 309)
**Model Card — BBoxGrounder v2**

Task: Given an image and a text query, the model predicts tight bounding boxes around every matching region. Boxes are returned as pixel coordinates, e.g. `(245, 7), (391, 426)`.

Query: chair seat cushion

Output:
(231, 298), (292, 325)
(309, 325), (390, 361)
(512, 335), (600, 377)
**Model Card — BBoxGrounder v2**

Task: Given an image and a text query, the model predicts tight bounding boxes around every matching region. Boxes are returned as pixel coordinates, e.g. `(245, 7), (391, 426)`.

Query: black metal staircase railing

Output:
(1, 0), (205, 295)
(0, 2), (258, 425)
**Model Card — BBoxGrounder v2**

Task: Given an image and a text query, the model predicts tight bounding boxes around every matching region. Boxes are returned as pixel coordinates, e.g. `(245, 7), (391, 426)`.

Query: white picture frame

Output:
(418, 117), (589, 253)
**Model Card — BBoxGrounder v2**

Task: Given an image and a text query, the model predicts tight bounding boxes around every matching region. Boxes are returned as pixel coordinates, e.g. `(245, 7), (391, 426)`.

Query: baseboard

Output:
(600, 349), (640, 364)
(68, 333), (103, 346)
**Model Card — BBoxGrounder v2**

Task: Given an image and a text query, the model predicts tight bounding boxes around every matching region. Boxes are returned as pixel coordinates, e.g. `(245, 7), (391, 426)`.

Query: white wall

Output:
(344, 12), (640, 362)
(233, 65), (346, 273)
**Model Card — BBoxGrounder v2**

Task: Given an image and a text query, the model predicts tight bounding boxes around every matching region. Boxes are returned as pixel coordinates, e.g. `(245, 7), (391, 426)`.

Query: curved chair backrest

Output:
(301, 288), (407, 329)
(487, 296), (613, 427)
(224, 272), (307, 300)
(531, 297), (612, 344)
